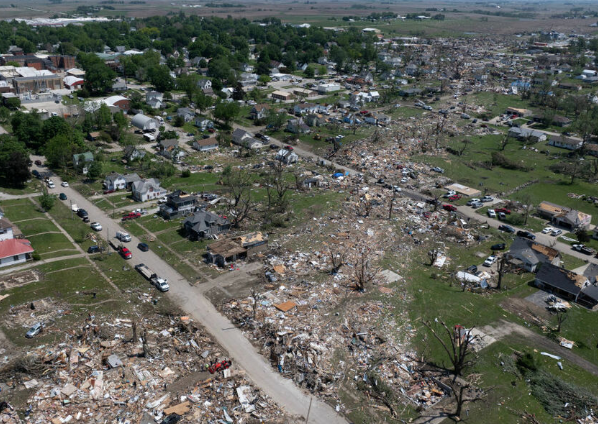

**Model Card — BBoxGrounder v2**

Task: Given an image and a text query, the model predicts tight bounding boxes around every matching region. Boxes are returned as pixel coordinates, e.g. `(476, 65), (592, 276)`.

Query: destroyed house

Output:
(535, 263), (598, 309)
(536, 201), (591, 231)
(506, 237), (561, 273)
(183, 210), (230, 240)
(206, 239), (247, 267)
(232, 232), (268, 255)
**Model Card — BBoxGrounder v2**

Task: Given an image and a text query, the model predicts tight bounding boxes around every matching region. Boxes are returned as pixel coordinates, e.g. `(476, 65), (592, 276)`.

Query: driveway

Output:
(28, 156), (346, 424)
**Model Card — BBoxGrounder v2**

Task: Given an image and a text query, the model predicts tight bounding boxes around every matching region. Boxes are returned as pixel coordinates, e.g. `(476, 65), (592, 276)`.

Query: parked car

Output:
(448, 194), (462, 202)
(270, 143), (278, 149)
(541, 227), (554, 234)
(487, 209), (496, 218)
(466, 265), (478, 274)
(87, 245), (103, 254)
(491, 243), (506, 250)
(497, 212), (506, 220)
(481, 196), (494, 203)
(516, 230), (536, 240)
(59, 193), (67, 200)
(483, 255), (497, 267)
(442, 204), (457, 212)
(82, 216), (90, 223)
(207, 128), (216, 133)
(572, 244), (595, 255)
(77, 209), (88, 218)
(47, 181), (55, 189)
(34, 160), (42, 166)
(61, 181), (69, 187)
(551, 229), (563, 236)
(90, 222), (102, 231)
(138, 242), (149, 252)
(494, 208), (511, 214)
(470, 201), (483, 208)
(26, 322), (43, 338)
(431, 167), (444, 173)
(498, 224), (515, 233)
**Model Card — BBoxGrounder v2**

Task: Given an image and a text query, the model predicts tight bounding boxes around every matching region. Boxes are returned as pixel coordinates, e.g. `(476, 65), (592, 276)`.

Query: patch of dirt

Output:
(0, 270), (42, 291)
(500, 297), (550, 327)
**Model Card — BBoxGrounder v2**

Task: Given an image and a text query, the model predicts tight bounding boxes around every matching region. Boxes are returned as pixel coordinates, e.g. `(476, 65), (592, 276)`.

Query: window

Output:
(13, 255), (20, 261)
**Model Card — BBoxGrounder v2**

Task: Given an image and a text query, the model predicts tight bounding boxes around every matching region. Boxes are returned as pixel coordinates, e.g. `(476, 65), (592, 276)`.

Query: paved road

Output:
(30, 157), (346, 424)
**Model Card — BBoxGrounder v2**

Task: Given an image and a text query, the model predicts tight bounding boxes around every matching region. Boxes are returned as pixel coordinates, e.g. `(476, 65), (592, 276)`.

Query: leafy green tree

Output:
(11, 111), (44, 151)
(84, 63), (116, 95)
(42, 116), (71, 140)
(86, 160), (103, 180)
(113, 111), (127, 128)
(193, 91), (213, 113)
(232, 83), (246, 101)
(44, 135), (75, 171)
(0, 107), (11, 123)
(5, 97), (20, 110)
(173, 115), (185, 127)
(304, 65), (315, 78)
(265, 110), (287, 130)
(258, 75), (271, 85)
(39, 191), (56, 212)
(0, 135), (30, 188)
(96, 104), (112, 129)
(213, 101), (240, 127)
(208, 57), (232, 82)
(149, 65), (174, 92)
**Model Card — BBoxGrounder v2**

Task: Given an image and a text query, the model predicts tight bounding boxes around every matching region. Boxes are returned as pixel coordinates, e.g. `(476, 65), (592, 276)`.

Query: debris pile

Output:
(0, 311), (289, 423)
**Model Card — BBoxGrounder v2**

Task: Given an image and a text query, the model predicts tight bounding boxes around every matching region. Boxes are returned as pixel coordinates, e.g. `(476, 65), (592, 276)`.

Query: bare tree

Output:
(222, 166), (253, 227)
(326, 243), (347, 274)
(448, 374), (486, 418)
(458, 139), (471, 156)
(423, 320), (479, 379)
(498, 133), (511, 151)
(353, 244), (380, 291)
(551, 309), (568, 333)
(496, 254), (510, 290)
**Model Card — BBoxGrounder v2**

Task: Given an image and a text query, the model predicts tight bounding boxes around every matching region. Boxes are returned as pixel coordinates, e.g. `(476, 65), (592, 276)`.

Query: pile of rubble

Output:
(0, 311), (289, 423)
(219, 240), (449, 413)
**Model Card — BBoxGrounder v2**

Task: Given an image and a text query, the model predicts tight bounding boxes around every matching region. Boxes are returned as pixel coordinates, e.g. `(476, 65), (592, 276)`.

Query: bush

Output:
(491, 152), (529, 171)
(32, 252), (41, 261)
(516, 352), (538, 374)
(576, 230), (591, 243)
(181, 169), (191, 178)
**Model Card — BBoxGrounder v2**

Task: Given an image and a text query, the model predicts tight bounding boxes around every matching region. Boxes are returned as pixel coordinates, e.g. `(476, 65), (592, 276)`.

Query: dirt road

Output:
(482, 319), (598, 376)
(29, 157), (347, 424)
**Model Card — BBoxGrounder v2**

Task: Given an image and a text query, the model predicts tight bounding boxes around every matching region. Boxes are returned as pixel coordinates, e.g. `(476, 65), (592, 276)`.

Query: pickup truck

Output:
(135, 263), (169, 291)
(122, 212), (142, 221)
(109, 239), (132, 259)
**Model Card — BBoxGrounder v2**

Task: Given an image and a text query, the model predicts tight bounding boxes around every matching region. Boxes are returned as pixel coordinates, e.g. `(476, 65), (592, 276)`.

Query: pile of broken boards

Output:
(219, 250), (448, 413)
(0, 314), (287, 423)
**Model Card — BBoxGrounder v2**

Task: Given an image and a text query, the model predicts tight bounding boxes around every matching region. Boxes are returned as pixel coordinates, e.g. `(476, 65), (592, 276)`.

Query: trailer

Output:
(135, 263), (154, 280)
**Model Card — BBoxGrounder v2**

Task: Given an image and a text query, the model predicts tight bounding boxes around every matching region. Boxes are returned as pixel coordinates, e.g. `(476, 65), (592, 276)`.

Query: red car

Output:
(448, 194), (462, 202)
(443, 204), (457, 212)
(119, 247), (132, 259)
(285, 145), (294, 151)
(494, 208), (511, 214)
(122, 212), (141, 221)
(359, 110), (369, 115)
(207, 128), (216, 133)
(104, 189), (115, 194)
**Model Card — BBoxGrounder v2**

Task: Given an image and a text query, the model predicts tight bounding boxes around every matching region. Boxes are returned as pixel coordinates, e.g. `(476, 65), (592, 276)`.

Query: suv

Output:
(483, 255), (497, 267)
(77, 209), (88, 218)
(26, 322), (43, 338)
(517, 230), (536, 240)
(87, 245), (103, 254)
(481, 196), (494, 203)
(498, 224), (515, 233)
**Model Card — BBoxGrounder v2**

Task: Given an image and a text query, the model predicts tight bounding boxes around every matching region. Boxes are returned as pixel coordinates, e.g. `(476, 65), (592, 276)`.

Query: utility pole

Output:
(305, 397), (313, 423)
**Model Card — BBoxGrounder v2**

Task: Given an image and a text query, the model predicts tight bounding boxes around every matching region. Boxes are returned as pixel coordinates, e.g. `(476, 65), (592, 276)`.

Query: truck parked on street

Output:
(135, 263), (170, 292)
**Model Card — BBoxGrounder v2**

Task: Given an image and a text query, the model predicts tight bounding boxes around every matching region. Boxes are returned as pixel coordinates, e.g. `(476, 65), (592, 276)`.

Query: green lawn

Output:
(471, 92), (534, 117)
(413, 133), (598, 224)
(0, 199), (45, 221)
(28, 232), (76, 255)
